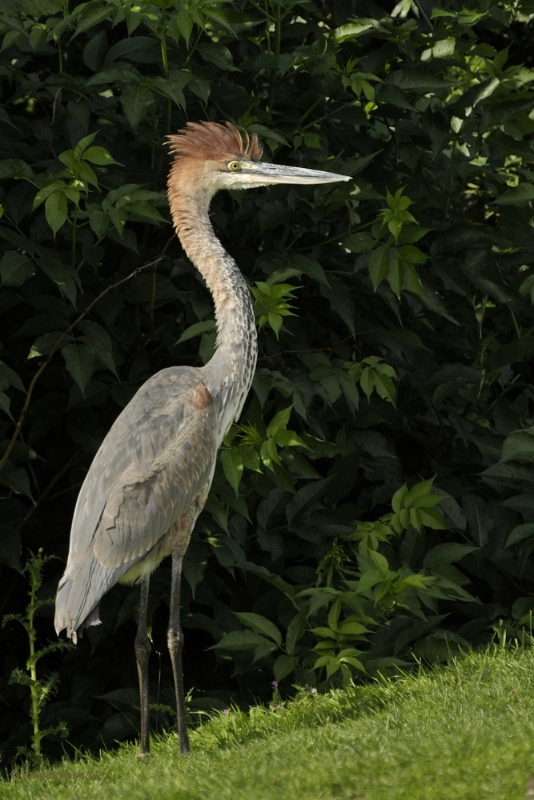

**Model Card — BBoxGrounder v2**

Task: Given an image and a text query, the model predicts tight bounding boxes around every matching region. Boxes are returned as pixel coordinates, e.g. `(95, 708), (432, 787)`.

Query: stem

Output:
(156, 5), (172, 171)
(71, 216), (77, 271)
(149, 264), (157, 334)
(509, 307), (521, 339)
(16, 449), (82, 534)
(444, 139), (458, 219)
(294, 220), (376, 252)
(165, 97), (172, 137)
(267, 2), (281, 114)
(27, 567), (40, 759)
(413, 0), (433, 30)
(257, 339), (360, 362)
(301, 101), (355, 132)
(160, 7), (169, 76)
(298, 97), (324, 128)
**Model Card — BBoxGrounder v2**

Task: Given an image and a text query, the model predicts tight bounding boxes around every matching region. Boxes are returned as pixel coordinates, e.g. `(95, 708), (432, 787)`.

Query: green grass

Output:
(4, 645), (534, 800)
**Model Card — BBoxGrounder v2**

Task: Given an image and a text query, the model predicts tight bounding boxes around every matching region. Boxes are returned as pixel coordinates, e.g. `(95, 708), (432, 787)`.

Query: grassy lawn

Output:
(4, 645), (534, 800)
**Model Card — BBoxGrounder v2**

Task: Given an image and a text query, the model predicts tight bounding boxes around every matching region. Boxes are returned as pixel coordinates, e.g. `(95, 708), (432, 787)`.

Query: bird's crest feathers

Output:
(167, 121), (262, 163)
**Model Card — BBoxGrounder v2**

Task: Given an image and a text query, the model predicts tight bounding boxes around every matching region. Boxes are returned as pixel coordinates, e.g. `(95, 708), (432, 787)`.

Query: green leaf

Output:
(73, 132), (98, 159)
(241, 446), (261, 472)
(182, 538), (207, 598)
(369, 245), (390, 290)
(80, 338), (117, 378)
(388, 69), (455, 93)
(0, 461), (34, 500)
(337, 620), (368, 636)
(0, 524), (21, 570)
(104, 36), (159, 64)
(404, 478), (436, 507)
(285, 607), (308, 655)
(0, 362), (25, 392)
(314, 654), (341, 678)
(345, 232), (376, 254)
(82, 28), (108, 72)
(197, 42), (238, 71)
(234, 612), (282, 645)
(266, 406), (292, 438)
(423, 544), (475, 569)
(392, 484), (408, 513)
(0, 391), (12, 419)
(372, 372), (396, 404)
(286, 480), (328, 525)
(89, 210), (110, 238)
(61, 343), (98, 396)
(126, 201), (166, 224)
(291, 254), (329, 286)
(213, 630), (267, 651)
(82, 146), (120, 166)
(418, 509), (449, 530)
(220, 447), (243, 496)
(398, 244), (427, 265)
(387, 251), (403, 298)
(73, 3), (114, 37)
(44, 191), (68, 235)
(0, 251), (35, 286)
(28, 331), (63, 359)
(495, 183), (534, 206)
(273, 654), (297, 682)
(253, 638), (278, 663)
(487, 339), (534, 371)
(260, 437), (281, 470)
(120, 85), (154, 131)
(368, 550), (389, 577)
(39, 259), (78, 306)
(156, 69), (190, 97)
(502, 427), (534, 462)
(332, 20), (381, 42)
(505, 524), (534, 549)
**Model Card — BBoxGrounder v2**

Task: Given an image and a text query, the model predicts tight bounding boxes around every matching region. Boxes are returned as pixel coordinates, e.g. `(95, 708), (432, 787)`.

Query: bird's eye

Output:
(228, 161), (241, 172)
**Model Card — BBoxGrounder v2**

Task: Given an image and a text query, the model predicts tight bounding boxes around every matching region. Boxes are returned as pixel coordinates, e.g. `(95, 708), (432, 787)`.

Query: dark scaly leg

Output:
(168, 549), (190, 754)
(135, 577), (151, 757)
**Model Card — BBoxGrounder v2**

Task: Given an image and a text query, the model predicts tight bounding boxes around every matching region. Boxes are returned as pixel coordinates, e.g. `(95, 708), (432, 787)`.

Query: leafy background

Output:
(1, 0), (534, 766)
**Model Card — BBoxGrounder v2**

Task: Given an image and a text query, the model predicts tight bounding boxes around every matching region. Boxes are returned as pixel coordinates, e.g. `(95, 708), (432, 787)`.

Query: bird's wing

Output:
(55, 366), (217, 635)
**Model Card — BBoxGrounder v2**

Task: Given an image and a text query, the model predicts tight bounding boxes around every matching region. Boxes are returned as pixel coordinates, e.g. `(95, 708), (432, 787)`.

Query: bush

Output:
(1, 0), (534, 763)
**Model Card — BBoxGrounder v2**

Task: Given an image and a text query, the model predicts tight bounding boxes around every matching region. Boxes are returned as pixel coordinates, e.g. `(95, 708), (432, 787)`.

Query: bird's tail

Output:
(55, 572), (102, 643)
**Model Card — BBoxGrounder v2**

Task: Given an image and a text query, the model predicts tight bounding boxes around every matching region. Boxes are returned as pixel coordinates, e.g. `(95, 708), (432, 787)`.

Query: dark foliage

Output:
(1, 0), (534, 766)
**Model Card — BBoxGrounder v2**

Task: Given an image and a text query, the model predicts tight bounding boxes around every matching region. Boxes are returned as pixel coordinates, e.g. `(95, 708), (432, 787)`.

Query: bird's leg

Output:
(168, 549), (190, 754)
(135, 577), (151, 757)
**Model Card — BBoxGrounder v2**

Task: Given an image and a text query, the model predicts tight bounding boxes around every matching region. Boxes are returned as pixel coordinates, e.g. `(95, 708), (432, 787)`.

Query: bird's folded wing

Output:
(67, 366), (218, 573)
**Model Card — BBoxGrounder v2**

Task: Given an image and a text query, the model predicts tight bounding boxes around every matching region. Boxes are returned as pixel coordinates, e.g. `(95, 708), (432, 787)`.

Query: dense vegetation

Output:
(1, 0), (534, 767)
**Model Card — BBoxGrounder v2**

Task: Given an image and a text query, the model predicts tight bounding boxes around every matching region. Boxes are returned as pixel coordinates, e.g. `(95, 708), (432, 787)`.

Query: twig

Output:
(257, 339), (362, 362)
(48, 88), (62, 159)
(15, 449), (83, 533)
(0, 238), (173, 473)
(149, 263), (158, 335)
(413, 0), (433, 31)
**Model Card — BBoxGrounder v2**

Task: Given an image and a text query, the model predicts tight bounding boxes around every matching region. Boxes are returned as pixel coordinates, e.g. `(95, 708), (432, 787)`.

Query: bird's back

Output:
(55, 365), (218, 640)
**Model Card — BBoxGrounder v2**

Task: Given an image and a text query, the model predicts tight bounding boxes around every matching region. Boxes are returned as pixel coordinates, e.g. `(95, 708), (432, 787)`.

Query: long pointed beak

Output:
(239, 161), (350, 185)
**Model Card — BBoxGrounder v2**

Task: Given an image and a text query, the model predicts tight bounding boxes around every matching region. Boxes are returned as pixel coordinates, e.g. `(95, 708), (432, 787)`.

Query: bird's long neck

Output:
(169, 181), (257, 442)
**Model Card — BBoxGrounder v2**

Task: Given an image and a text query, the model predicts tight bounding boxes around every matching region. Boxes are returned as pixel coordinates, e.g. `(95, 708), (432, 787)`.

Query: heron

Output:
(54, 121), (349, 756)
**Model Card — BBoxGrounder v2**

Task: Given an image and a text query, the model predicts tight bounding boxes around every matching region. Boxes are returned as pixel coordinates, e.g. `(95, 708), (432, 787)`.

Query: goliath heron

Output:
(55, 121), (349, 756)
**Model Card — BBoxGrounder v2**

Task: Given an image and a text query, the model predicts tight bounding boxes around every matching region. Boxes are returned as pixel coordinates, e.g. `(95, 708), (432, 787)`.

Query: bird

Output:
(54, 120), (349, 757)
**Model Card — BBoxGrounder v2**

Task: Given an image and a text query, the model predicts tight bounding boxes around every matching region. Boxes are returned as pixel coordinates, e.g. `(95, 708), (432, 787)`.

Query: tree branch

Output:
(15, 448), (83, 533)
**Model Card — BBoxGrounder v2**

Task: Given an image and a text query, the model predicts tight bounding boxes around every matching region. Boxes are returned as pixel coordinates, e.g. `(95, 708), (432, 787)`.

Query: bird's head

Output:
(167, 121), (349, 199)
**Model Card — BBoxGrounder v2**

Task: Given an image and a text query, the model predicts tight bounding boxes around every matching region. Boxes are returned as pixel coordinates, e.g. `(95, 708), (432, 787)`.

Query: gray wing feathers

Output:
(55, 366), (217, 638)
